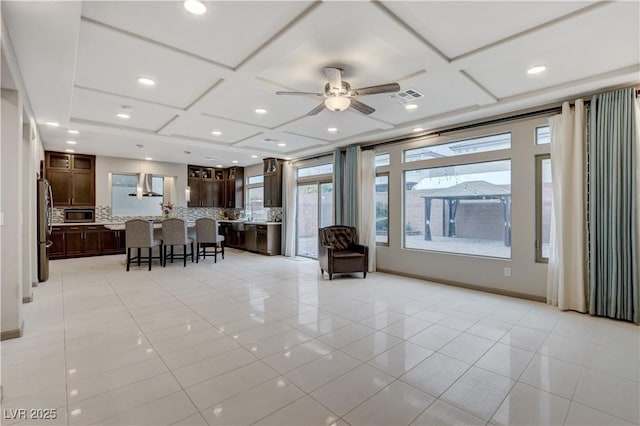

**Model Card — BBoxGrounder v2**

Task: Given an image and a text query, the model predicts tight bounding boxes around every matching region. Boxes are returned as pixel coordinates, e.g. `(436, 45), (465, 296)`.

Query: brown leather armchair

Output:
(318, 226), (368, 280)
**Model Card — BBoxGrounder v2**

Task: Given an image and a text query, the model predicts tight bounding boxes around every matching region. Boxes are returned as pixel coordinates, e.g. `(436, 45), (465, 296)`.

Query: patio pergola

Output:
(421, 180), (512, 247)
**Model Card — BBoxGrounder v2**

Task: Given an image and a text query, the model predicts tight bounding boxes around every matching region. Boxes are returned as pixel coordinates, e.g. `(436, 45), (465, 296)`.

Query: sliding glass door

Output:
(296, 182), (332, 258)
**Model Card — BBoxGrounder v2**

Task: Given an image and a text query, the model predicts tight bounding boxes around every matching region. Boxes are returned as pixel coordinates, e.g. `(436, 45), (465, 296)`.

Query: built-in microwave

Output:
(64, 208), (95, 223)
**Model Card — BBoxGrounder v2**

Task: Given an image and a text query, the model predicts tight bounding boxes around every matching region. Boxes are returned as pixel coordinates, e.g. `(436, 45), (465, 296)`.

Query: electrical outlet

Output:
(504, 267), (511, 277)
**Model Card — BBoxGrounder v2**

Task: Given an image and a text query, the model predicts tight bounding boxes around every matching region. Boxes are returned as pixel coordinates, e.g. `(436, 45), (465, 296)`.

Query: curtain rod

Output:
(362, 88), (639, 152)
(289, 152), (333, 164)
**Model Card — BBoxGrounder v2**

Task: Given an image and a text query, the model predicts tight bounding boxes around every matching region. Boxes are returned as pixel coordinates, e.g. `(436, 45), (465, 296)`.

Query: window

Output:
(376, 174), (389, 244)
(111, 174), (164, 216)
(246, 175), (265, 221)
(536, 125), (551, 145)
(247, 175), (264, 185)
(297, 163), (333, 178)
(247, 186), (266, 221)
(536, 155), (552, 262)
(404, 133), (511, 163)
(375, 153), (390, 167)
(404, 160), (511, 258)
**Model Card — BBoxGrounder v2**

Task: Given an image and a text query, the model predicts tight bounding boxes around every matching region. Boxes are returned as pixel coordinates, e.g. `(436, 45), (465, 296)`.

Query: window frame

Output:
(403, 132), (512, 164)
(375, 172), (390, 246)
(535, 125), (551, 145)
(245, 174), (265, 221)
(535, 154), (551, 263)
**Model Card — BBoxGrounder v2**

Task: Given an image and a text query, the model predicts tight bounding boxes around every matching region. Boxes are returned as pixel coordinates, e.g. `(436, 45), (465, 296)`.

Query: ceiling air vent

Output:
(389, 89), (424, 104)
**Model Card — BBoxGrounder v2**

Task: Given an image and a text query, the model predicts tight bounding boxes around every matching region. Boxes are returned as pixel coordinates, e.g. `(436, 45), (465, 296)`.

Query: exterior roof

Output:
(421, 180), (511, 200)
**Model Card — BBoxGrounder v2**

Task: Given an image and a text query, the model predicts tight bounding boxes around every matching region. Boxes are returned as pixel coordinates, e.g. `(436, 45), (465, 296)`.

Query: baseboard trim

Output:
(376, 268), (546, 303)
(1, 321), (24, 341)
(23, 293), (34, 303)
(32, 280), (39, 288)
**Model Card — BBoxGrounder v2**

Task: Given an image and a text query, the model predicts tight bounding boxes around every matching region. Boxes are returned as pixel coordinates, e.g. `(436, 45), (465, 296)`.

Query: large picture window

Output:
(111, 174), (164, 217)
(404, 160), (511, 258)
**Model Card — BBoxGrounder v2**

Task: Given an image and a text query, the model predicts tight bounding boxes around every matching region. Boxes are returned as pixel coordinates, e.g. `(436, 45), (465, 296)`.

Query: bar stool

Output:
(195, 218), (225, 263)
(161, 218), (194, 267)
(125, 219), (163, 271)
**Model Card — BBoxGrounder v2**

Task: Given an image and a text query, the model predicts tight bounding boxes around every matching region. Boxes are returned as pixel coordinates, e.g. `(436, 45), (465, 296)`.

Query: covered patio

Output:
(421, 180), (512, 247)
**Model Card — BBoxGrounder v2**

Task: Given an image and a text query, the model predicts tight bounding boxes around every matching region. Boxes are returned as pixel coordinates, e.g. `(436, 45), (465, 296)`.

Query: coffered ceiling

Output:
(2, 1), (639, 167)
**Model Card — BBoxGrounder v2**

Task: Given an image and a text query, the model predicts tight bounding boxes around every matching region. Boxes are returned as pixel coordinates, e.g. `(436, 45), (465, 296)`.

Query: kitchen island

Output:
(49, 219), (281, 259)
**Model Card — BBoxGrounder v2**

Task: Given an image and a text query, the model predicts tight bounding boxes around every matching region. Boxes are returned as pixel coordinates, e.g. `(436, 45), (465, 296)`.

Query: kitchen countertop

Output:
(53, 220), (282, 230)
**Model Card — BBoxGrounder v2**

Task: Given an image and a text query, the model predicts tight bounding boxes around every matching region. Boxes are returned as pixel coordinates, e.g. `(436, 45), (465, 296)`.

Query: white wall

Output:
(376, 115), (551, 299)
(95, 156), (188, 207)
(1, 88), (24, 334)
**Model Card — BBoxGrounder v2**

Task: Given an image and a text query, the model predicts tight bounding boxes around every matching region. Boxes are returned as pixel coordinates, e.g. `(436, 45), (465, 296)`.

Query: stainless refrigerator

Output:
(37, 178), (53, 282)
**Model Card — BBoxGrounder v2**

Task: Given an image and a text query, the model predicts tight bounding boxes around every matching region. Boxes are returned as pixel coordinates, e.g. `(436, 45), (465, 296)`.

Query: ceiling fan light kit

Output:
(325, 96), (351, 112)
(276, 66), (400, 116)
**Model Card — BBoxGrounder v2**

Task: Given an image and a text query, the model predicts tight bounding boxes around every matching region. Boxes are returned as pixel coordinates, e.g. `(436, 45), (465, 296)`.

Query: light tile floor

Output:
(1, 251), (639, 426)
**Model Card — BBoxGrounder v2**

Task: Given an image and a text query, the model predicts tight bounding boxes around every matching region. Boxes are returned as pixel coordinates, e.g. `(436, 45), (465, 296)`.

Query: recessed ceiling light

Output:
(277, 142), (286, 147)
(137, 77), (156, 87)
(46, 121), (60, 127)
(232, 160), (238, 164)
(66, 140), (77, 145)
(211, 130), (222, 136)
(116, 113), (130, 119)
(65, 149), (75, 153)
(68, 129), (79, 134)
(216, 164), (223, 168)
(527, 65), (547, 75)
(254, 108), (267, 114)
(144, 157), (152, 161)
(327, 127), (339, 133)
(183, 0), (207, 15)
(405, 104), (419, 110)
(251, 155), (258, 159)
(413, 127), (424, 132)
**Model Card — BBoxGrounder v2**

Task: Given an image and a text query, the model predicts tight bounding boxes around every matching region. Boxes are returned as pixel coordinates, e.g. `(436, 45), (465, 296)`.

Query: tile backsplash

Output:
(53, 206), (282, 223)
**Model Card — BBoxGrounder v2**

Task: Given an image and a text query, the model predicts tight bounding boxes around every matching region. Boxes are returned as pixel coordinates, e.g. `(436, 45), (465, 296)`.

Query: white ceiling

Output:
(2, 1), (639, 167)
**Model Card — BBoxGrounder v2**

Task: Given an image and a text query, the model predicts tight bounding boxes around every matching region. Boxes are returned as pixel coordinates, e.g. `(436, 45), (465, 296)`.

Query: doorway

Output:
(296, 181), (332, 258)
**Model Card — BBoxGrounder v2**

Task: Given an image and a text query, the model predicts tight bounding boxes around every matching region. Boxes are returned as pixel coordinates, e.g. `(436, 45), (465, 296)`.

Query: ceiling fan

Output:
(276, 67), (400, 116)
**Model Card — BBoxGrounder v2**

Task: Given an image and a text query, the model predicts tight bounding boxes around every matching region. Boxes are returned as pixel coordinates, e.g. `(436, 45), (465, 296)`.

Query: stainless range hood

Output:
(129, 173), (162, 197)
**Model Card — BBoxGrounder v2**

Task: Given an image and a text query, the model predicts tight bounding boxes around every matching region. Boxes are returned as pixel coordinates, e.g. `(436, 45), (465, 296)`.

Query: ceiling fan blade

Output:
(351, 83), (400, 96)
(324, 67), (343, 92)
(307, 103), (326, 116)
(350, 99), (375, 115)
(276, 91), (323, 96)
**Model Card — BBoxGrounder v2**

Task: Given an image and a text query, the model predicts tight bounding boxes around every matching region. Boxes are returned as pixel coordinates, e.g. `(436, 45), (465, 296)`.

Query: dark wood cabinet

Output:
(49, 227), (66, 259)
(64, 225), (100, 256)
(188, 165), (225, 207)
(49, 225), (126, 259)
(45, 151), (95, 207)
(64, 227), (84, 256)
(257, 224), (281, 255)
(225, 167), (244, 208)
(188, 165), (242, 208)
(218, 221), (280, 254)
(84, 226), (102, 255)
(263, 158), (283, 207)
(101, 229), (126, 254)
